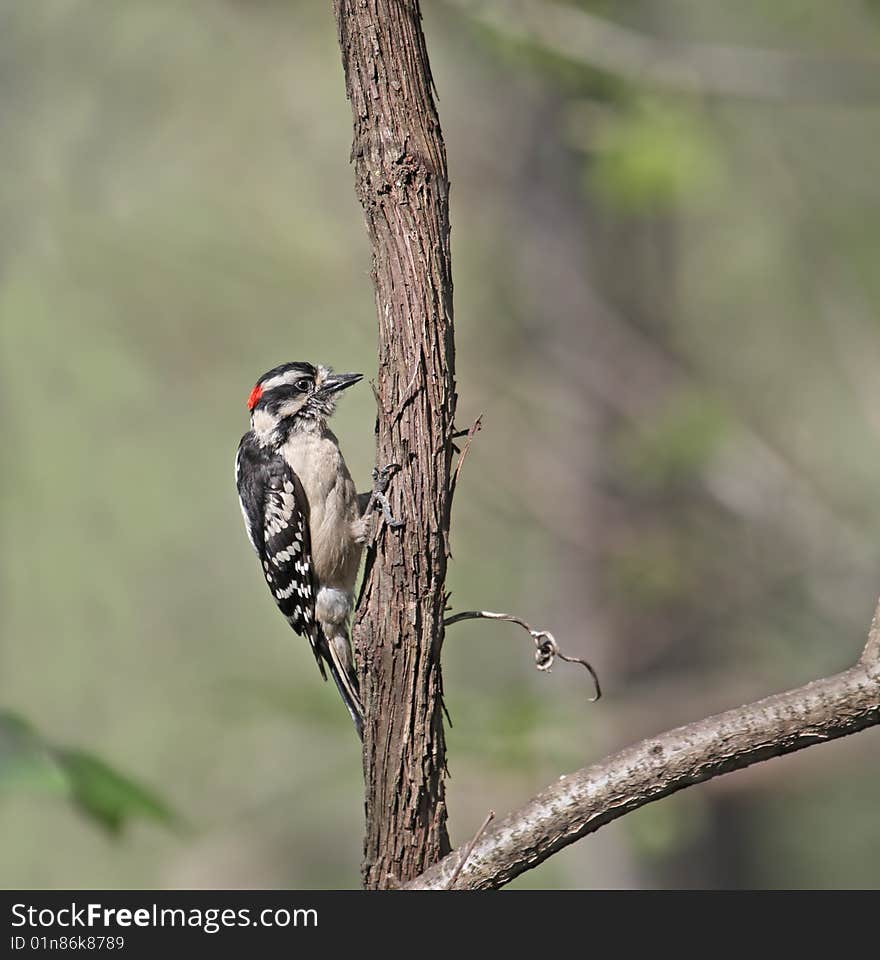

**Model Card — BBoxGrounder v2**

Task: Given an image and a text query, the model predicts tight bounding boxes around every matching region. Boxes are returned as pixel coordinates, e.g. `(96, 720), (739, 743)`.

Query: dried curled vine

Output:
(444, 609), (601, 701)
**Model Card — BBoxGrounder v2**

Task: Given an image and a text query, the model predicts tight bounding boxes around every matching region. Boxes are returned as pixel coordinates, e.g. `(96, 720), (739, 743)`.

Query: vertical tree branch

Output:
(332, 1), (455, 888)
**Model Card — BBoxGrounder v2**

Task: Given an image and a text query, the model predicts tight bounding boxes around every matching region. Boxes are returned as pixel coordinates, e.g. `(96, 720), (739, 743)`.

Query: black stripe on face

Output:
(256, 382), (314, 424)
(259, 362), (316, 391)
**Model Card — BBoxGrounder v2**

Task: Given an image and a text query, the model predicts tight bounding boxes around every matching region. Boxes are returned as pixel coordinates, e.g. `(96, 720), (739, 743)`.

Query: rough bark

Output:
(332, 0), (455, 888)
(406, 601), (880, 889)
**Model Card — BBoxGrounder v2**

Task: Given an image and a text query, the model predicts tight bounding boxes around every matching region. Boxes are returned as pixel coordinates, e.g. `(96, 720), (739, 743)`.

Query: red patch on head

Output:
(247, 383), (263, 410)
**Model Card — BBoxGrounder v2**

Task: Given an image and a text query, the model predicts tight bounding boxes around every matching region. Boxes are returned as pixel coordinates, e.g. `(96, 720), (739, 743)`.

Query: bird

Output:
(235, 361), (398, 739)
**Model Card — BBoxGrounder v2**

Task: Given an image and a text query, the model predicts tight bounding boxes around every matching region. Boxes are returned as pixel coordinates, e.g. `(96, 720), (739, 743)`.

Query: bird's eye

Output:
(296, 378), (312, 393)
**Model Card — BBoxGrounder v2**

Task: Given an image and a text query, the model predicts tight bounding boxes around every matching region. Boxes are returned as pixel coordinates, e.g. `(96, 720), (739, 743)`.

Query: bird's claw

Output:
(372, 462), (401, 494)
(370, 463), (404, 529)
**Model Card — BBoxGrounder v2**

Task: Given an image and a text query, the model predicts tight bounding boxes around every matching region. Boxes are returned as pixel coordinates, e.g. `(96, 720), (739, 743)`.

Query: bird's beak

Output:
(320, 372), (363, 395)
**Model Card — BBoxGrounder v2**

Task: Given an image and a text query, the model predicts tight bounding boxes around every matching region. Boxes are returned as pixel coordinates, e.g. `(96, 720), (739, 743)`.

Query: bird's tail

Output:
(322, 629), (364, 741)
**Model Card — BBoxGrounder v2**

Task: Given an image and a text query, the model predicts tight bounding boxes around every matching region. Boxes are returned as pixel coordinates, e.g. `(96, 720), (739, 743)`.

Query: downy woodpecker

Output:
(235, 361), (379, 739)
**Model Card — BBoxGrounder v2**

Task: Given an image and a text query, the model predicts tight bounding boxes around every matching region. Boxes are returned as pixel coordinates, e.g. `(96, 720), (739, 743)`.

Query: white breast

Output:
(281, 428), (361, 589)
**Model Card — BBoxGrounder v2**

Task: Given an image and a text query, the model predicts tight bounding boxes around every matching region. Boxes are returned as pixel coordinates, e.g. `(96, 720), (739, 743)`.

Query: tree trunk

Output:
(332, 0), (455, 888)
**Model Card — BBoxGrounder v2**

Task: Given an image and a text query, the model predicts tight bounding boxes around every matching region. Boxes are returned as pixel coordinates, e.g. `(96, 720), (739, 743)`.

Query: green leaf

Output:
(0, 710), (178, 835)
(53, 748), (177, 835)
(0, 711), (68, 794)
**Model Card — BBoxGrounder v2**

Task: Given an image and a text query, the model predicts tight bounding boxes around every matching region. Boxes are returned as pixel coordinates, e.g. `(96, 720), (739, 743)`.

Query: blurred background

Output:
(2, 0), (880, 889)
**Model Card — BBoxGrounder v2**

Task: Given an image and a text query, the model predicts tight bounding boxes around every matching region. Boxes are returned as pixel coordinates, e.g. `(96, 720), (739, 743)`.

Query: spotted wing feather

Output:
(236, 436), (324, 676)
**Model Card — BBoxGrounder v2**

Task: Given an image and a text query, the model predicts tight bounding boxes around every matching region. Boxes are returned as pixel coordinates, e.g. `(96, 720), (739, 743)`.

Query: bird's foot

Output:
(369, 463), (404, 529)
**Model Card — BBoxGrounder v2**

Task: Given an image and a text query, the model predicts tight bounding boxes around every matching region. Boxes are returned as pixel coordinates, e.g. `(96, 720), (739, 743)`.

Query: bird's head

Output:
(246, 361), (362, 440)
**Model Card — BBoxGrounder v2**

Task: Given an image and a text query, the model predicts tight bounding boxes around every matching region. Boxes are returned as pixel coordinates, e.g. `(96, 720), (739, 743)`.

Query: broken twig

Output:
(450, 414), (483, 499)
(446, 810), (496, 890)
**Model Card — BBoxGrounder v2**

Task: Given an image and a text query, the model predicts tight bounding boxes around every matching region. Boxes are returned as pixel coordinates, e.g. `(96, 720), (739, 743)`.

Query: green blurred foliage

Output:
(613, 390), (728, 492)
(54, 750), (175, 836)
(0, 713), (68, 795)
(0, 712), (175, 834)
(590, 99), (725, 212)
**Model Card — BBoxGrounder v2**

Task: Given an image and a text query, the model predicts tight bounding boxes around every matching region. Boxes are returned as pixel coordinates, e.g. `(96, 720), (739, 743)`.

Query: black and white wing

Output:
(235, 434), (324, 674)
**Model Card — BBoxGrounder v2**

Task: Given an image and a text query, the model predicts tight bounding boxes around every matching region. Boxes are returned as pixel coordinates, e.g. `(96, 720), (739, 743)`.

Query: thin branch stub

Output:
(446, 810), (496, 890)
(450, 414), (483, 499)
(444, 610), (601, 702)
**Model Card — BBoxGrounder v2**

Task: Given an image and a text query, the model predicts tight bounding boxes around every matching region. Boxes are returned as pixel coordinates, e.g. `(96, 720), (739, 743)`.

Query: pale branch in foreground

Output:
(444, 609), (601, 701)
(406, 599), (880, 890)
(446, 0), (880, 103)
(863, 603), (880, 666)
